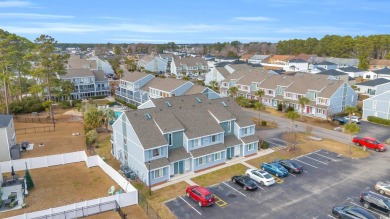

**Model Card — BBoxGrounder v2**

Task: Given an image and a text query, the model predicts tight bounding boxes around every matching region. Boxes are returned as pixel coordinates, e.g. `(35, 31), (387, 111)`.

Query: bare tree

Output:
(304, 125), (313, 138)
(283, 131), (298, 151)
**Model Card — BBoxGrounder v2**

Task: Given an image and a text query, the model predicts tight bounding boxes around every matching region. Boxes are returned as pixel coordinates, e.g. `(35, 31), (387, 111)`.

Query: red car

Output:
(186, 185), (215, 207)
(352, 136), (387, 152)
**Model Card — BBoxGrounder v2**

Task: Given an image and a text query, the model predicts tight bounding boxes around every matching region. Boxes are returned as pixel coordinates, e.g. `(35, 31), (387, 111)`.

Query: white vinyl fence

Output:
(0, 151), (138, 219)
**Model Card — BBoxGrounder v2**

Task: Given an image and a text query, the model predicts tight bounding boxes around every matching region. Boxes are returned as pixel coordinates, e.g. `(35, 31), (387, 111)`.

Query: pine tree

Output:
(25, 169), (34, 189)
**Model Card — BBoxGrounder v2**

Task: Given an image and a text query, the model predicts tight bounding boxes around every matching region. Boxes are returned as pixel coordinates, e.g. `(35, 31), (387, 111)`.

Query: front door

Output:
(178, 160), (184, 174)
(306, 106), (310, 114)
(227, 147), (231, 159)
(174, 162), (179, 174)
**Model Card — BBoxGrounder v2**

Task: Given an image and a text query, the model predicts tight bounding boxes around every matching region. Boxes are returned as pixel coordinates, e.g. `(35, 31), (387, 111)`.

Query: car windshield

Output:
(385, 200), (390, 207)
(263, 174), (272, 179)
(374, 140), (380, 144)
(205, 194), (213, 200)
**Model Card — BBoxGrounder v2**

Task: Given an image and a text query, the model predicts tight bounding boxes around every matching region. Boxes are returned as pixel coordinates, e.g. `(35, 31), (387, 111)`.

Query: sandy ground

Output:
(0, 163), (119, 218)
(84, 205), (149, 219)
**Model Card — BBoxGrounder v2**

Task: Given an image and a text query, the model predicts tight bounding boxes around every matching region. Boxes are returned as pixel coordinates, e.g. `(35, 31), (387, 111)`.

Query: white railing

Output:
(1, 151), (138, 219)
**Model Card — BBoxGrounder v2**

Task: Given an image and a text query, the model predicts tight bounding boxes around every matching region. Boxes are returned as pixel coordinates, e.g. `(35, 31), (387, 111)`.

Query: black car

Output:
(332, 205), (376, 219)
(273, 159), (303, 173)
(231, 175), (258, 191)
(360, 192), (390, 216)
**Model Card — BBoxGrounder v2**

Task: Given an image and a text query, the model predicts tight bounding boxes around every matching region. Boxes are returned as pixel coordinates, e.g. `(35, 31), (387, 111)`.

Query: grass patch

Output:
(191, 164), (248, 187)
(94, 132), (121, 170)
(132, 181), (190, 219)
(248, 133), (370, 168)
(252, 117), (278, 130)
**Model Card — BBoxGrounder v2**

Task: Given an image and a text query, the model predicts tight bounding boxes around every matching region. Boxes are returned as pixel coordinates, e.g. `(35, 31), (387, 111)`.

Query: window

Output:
(214, 152), (221, 161)
(351, 95), (354, 102)
(123, 138), (127, 145)
(198, 157), (206, 165)
(227, 121), (231, 132)
(211, 135), (216, 143)
(243, 128), (248, 135)
(286, 93), (291, 98)
(154, 168), (163, 179)
(248, 143), (254, 151)
(152, 148), (160, 157)
(168, 133), (172, 146)
(193, 139), (201, 148)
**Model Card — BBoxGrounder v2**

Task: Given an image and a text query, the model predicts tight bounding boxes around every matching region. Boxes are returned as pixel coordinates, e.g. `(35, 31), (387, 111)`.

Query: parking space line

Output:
(179, 196), (201, 215)
(222, 182), (247, 197)
(327, 214), (337, 219)
(293, 159), (318, 168)
(272, 138), (287, 143)
(254, 182), (264, 190)
(213, 194), (228, 208)
(312, 152), (338, 161)
(288, 173), (296, 177)
(303, 170), (309, 173)
(349, 202), (385, 218)
(304, 155), (328, 165)
(269, 174), (284, 184)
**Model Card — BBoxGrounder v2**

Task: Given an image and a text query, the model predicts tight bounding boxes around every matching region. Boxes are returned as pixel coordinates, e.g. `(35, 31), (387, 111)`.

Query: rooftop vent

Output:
(221, 101), (227, 107)
(144, 113), (152, 120)
(165, 101), (172, 107)
(196, 97), (202, 103)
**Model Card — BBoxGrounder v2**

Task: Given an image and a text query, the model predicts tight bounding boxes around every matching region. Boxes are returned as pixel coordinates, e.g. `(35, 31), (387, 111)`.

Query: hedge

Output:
(260, 141), (269, 150)
(367, 116), (390, 126)
(114, 98), (137, 109)
(10, 97), (45, 113)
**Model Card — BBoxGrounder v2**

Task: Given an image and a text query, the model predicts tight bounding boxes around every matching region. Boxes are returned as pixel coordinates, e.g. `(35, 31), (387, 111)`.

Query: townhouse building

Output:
(355, 78), (390, 96)
(137, 55), (168, 73)
(364, 67), (390, 80)
(221, 72), (357, 119)
(0, 115), (16, 162)
(116, 72), (220, 106)
(363, 90), (390, 120)
(171, 57), (209, 76)
(111, 94), (258, 186)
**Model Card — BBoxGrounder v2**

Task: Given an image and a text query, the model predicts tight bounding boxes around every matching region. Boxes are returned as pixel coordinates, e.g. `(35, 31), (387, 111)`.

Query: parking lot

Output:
(166, 149), (390, 219)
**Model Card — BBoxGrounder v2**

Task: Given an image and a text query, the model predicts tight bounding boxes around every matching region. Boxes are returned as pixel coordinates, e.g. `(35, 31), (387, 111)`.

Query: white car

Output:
(343, 116), (361, 124)
(245, 169), (275, 186)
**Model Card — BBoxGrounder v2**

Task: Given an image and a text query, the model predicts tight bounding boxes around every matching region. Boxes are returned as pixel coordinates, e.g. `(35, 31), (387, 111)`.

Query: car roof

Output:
(349, 207), (376, 218)
(364, 137), (376, 141)
(195, 186), (212, 195)
(256, 170), (270, 175)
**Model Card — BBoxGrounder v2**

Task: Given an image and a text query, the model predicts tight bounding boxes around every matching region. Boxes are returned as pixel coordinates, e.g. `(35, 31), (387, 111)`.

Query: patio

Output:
(0, 181), (24, 212)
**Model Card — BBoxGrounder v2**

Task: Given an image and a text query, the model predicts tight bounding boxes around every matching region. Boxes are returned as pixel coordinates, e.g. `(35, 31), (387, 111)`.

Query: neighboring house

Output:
(111, 94), (258, 186)
(362, 90), (390, 120)
(248, 55), (270, 64)
(66, 54), (97, 70)
(309, 61), (338, 70)
(142, 77), (194, 99)
(159, 54), (174, 70)
(267, 55), (295, 65)
(215, 56), (238, 63)
(317, 69), (350, 82)
(222, 72), (357, 119)
(116, 71), (155, 106)
(171, 57), (208, 76)
(0, 115), (16, 162)
(369, 59), (390, 70)
(337, 66), (366, 78)
(369, 67), (390, 80)
(240, 54), (253, 62)
(138, 55), (168, 73)
(355, 78), (390, 96)
(89, 56), (115, 76)
(205, 67), (231, 86)
(309, 57), (359, 68)
(286, 59), (308, 72)
(60, 69), (110, 99)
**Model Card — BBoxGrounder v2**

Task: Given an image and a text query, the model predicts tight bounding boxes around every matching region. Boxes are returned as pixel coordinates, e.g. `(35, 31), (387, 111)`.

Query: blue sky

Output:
(0, 0), (389, 43)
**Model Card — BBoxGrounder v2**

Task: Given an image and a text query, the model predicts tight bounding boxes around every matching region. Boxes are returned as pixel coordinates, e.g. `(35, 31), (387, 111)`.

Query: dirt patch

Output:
(84, 205), (148, 219)
(15, 121), (87, 158)
(0, 163), (119, 218)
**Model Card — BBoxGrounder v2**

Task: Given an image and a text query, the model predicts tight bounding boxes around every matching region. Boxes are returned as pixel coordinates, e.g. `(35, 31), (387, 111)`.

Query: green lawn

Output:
(191, 164), (248, 187)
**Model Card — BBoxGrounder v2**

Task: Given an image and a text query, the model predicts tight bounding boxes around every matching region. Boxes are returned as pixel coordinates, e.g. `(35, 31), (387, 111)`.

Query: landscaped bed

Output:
(0, 162), (118, 218)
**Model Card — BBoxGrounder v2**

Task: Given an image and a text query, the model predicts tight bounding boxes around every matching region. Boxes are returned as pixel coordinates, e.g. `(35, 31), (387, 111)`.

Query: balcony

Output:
(78, 88), (95, 92)
(96, 87), (109, 91)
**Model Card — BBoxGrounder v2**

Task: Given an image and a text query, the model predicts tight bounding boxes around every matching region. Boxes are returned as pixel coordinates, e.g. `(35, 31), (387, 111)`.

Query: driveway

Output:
(358, 121), (390, 142)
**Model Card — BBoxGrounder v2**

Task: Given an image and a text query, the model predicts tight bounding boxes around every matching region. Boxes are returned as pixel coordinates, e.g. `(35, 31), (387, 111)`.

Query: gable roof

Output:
(235, 69), (270, 86)
(318, 69), (348, 76)
(249, 55), (270, 60)
(92, 70), (107, 81)
(288, 58), (307, 63)
(314, 61), (337, 65)
(318, 80), (345, 98)
(141, 77), (191, 92)
(370, 59), (390, 66)
(175, 57), (207, 67)
(285, 74), (332, 94)
(121, 71), (151, 83)
(356, 78), (390, 87)
(184, 85), (207, 95)
(215, 67), (231, 78)
(67, 58), (97, 69)
(270, 55), (295, 62)
(373, 67), (390, 75)
(338, 66), (364, 73)
(62, 69), (94, 78)
(0, 114), (13, 128)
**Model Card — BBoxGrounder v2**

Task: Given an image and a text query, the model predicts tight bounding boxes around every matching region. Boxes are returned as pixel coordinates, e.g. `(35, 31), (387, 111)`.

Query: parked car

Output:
(185, 185), (215, 207)
(375, 181), (390, 196)
(245, 169), (275, 186)
(332, 205), (376, 219)
(360, 191), (390, 216)
(273, 159), (303, 174)
(261, 162), (288, 178)
(231, 175), (258, 191)
(352, 136), (387, 152)
(344, 116), (361, 124)
(333, 116), (348, 125)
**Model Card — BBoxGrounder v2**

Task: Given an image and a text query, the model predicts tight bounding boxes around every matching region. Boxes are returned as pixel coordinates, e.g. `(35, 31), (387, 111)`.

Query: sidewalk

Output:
(151, 148), (275, 191)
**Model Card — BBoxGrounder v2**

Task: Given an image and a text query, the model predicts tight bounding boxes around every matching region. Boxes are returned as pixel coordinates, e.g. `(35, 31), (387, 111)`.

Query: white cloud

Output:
(0, 13), (73, 19)
(234, 16), (276, 21)
(0, 1), (32, 7)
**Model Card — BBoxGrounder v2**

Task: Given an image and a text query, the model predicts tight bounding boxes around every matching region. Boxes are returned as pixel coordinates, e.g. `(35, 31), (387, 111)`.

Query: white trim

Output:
(214, 152), (222, 161)
(161, 129), (185, 135)
(187, 131), (225, 141)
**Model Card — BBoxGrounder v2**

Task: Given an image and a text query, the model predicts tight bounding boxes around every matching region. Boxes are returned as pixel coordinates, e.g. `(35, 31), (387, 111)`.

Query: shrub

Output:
(277, 103), (283, 111)
(107, 101), (117, 107)
(59, 101), (71, 109)
(287, 106), (294, 112)
(367, 116), (390, 126)
(114, 98), (137, 109)
(260, 141), (269, 150)
(261, 120), (267, 126)
(90, 95), (107, 100)
(10, 97), (45, 114)
(72, 99), (82, 105)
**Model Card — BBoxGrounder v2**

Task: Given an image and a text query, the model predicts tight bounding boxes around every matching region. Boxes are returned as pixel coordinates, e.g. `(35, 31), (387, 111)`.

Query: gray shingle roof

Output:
(215, 67), (230, 78)
(67, 58), (97, 69)
(356, 78), (390, 87)
(168, 147), (191, 162)
(141, 77), (192, 92)
(184, 85), (207, 95)
(0, 114), (13, 128)
(241, 135), (259, 144)
(121, 71), (151, 83)
(153, 111), (184, 133)
(175, 57), (207, 67)
(289, 59), (307, 63)
(208, 104), (236, 122)
(190, 143), (226, 158)
(92, 70), (107, 82)
(314, 61), (337, 65)
(318, 69), (348, 76)
(373, 67), (390, 75)
(338, 66), (364, 72)
(62, 69), (94, 78)
(224, 135), (241, 147)
(145, 157), (170, 170)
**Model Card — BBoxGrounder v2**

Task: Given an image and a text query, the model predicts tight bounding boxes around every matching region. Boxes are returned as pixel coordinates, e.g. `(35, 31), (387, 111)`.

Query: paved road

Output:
(244, 108), (351, 144)
(359, 121), (390, 142)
